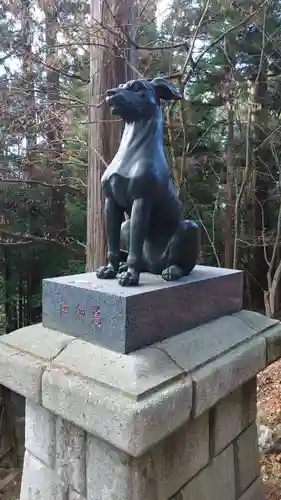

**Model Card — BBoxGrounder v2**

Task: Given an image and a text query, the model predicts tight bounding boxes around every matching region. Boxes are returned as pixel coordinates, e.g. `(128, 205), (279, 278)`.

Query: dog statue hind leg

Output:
(161, 220), (200, 281)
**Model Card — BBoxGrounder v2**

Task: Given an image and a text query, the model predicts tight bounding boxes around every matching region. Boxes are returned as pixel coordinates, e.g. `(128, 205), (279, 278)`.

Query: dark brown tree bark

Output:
(44, 3), (66, 238)
(21, 0), (36, 179)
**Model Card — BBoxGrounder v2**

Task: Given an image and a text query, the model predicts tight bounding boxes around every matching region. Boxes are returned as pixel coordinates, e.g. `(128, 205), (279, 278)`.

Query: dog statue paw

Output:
(118, 269), (139, 287)
(117, 262), (128, 275)
(96, 265), (117, 279)
(162, 265), (184, 281)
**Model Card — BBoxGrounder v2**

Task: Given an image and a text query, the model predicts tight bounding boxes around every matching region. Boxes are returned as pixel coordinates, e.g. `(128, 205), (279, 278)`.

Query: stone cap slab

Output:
(0, 324), (75, 360)
(0, 310), (280, 455)
(157, 310), (278, 372)
(50, 340), (184, 400)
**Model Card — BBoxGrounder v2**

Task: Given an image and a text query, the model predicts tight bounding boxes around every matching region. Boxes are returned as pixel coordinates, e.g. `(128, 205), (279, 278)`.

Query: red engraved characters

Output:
(92, 306), (101, 327)
(75, 303), (86, 319)
(60, 302), (100, 326)
(60, 301), (69, 315)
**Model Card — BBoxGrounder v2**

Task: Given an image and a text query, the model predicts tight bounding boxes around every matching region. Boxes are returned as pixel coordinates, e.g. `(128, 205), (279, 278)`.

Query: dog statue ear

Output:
(151, 77), (183, 101)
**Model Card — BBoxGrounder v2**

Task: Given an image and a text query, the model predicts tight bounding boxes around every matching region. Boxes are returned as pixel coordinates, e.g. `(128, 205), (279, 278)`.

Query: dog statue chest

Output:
(102, 173), (132, 209)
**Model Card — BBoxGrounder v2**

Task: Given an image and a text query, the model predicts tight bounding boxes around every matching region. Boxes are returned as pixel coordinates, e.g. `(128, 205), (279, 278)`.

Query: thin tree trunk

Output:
(87, 0), (136, 271)
(223, 37), (235, 268)
(225, 104), (234, 268)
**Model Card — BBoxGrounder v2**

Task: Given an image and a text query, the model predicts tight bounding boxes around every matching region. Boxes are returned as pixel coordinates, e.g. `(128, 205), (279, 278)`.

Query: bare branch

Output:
(0, 178), (85, 195)
(0, 230), (85, 256)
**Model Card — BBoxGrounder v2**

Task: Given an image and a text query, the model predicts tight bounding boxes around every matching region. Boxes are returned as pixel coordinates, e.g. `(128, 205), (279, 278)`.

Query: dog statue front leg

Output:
(96, 197), (123, 279)
(118, 198), (151, 286)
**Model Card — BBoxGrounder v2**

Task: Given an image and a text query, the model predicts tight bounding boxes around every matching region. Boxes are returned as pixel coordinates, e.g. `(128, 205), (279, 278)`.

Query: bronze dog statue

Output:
(96, 77), (200, 286)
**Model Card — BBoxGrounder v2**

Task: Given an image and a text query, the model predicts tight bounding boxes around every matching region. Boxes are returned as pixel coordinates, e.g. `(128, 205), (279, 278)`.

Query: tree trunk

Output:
(44, 3), (66, 238)
(86, 0), (136, 271)
(21, 0), (36, 180)
(250, 65), (269, 311)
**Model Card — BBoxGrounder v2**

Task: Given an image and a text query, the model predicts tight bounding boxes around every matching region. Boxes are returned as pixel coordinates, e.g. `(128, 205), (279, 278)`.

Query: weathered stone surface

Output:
(149, 411), (209, 499)
(238, 478), (265, 500)
(212, 379), (257, 455)
(234, 310), (279, 332)
(0, 343), (44, 402)
(263, 323), (281, 364)
(172, 444), (235, 500)
(86, 435), (165, 500)
(86, 412), (209, 500)
(52, 340), (185, 400)
(87, 435), (136, 500)
(242, 378), (257, 427)
(55, 417), (86, 495)
(192, 338), (266, 417)
(0, 324), (74, 360)
(20, 451), (67, 500)
(42, 367), (193, 456)
(213, 388), (243, 456)
(235, 423), (260, 495)
(25, 400), (55, 467)
(158, 314), (256, 372)
(69, 492), (86, 500)
(42, 266), (243, 353)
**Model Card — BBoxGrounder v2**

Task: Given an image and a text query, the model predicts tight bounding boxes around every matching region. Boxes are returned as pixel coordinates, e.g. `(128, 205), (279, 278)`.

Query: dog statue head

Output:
(105, 78), (183, 122)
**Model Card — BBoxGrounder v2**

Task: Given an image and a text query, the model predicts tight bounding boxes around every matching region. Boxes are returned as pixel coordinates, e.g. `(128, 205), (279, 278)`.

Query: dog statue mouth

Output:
(105, 94), (126, 116)
(105, 95), (115, 106)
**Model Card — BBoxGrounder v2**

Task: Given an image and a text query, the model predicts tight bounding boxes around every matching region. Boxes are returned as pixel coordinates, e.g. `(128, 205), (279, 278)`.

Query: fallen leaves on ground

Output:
(258, 359), (281, 500)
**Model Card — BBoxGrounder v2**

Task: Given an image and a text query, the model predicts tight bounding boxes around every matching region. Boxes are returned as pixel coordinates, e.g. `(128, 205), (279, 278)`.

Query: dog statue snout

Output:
(106, 88), (118, 97)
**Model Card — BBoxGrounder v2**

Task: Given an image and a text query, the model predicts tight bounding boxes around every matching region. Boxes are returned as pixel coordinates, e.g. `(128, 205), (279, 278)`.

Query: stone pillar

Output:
(0, 267), (281, 499)
(0, 309), (280, 498)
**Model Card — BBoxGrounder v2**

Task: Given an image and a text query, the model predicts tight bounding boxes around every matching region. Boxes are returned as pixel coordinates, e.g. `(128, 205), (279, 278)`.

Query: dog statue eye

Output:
(132, 83), (142, 92)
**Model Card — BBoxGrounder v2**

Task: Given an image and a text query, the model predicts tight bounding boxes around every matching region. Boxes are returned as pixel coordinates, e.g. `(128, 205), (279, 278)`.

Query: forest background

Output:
(0, 0), (281, 333)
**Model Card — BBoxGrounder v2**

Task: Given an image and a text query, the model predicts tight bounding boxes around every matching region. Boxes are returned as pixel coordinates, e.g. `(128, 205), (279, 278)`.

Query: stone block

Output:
(69, 492), (86, 500)
(42, 266), (243, 353)
(234, 310), (279, 332)
(263, 323), (281, 364)
(42, 366), (193, 456)
(149, 411), (209, 499)
(172, 444), (235, 500)
(158, 314), (257, 373)
(235, 423), (260, 495)
(212, 379), (257, 456)
(192, 338), (266, 417)
(55, 417), (86, 495)
(238, 478), (265, 500)
(25, 400), (56, 467)
(213, 388), (243, 456)
(0, 323), (74, 360)
(86, 412), (209, 500)
(0, 342), (44, 402)
(242, 377), (257, 427)
(86, 435), (135, 500)
(20, 450), (67, 500)
(86, 435), (164, 500)
(52, 340), (185, 400)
